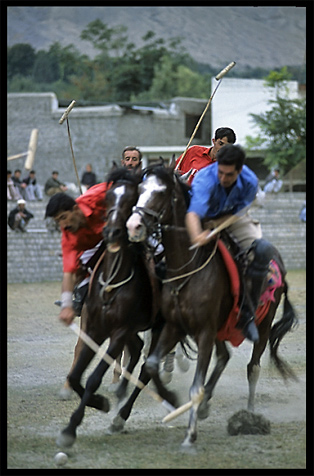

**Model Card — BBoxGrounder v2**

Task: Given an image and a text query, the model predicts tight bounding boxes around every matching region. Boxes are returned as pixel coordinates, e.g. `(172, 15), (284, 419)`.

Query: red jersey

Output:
(61, 182), (109, 273)
(175, 145), (216, 185)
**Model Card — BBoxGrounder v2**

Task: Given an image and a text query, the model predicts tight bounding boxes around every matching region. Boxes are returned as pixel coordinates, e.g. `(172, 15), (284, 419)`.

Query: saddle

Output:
(216, 239), (283, 347)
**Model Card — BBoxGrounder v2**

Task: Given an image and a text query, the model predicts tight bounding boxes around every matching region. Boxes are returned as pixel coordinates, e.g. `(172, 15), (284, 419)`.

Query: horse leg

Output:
(59, 307), (88, 400)
(145, 323), (182, 408)
(110, 322), (163, 433)
(182, 333), (214, 447)
(115, 334), (144, 401)
(67, 344), (110, 412)
(58, 338), (124, 448)
(198, 339), (230, 420)
(247, 317), (271, 412)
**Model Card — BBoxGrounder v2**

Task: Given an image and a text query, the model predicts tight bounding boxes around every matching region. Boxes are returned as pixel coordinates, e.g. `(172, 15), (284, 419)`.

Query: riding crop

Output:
(68, 322), (176, 413)
(175, 61), (236, 171)
(59, 100), (83, 195)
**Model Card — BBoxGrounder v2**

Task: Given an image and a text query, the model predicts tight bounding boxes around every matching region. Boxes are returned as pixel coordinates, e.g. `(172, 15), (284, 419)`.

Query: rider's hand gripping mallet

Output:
(59, 100), (83, 195)
(175, 61), (236, 171)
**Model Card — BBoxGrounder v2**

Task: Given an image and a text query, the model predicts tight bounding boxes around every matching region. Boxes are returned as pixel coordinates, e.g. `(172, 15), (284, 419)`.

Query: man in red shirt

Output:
(45, 182), (109, 326)
(175, 127), (236, 185)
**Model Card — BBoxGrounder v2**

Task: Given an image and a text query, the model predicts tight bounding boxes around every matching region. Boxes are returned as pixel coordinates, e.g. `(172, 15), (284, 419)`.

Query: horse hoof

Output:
(101, 396), (110, 413)
(56, 430), (76, 448)
(107, 382), (120, 393)
(197, 402), (210, 420)
(109, 414), (126, 433)
(58, 386), (73, 401)
(159, 370), (172, 385)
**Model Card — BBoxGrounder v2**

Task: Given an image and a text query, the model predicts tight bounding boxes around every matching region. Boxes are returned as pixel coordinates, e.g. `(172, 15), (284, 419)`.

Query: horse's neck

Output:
(102, 246), (133, 281)
(162, 189), (193, 271)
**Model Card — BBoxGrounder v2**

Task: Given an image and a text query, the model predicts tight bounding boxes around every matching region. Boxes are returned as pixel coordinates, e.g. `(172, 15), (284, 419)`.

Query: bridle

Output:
(131, 171), (218, 284)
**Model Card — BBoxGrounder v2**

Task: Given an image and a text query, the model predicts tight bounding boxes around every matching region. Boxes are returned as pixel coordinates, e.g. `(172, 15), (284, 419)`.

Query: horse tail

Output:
(268, 280), (298, 381)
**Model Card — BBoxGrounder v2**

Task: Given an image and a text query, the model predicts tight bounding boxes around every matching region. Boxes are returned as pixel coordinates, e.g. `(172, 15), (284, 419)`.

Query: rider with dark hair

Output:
(45, 183), (109, 327)
(186, 144), (274, 343)
(175, 127), (236, 185)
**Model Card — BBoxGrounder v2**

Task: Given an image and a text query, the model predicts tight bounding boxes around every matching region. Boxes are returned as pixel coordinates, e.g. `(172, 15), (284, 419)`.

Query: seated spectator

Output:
(263, 169), (283, 194)
(44, 171), (68, 196)
(23, 170), (43, 201)
(81, 163), (97, 193)
(299, 201), (306, 223)
(8, 199), (34, 232)
(11, 169), (27, 199)
(7, 170), (21, 201)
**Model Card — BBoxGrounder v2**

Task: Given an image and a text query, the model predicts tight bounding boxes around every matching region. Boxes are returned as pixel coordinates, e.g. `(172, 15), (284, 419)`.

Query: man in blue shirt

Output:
(186, 144), (274, 343)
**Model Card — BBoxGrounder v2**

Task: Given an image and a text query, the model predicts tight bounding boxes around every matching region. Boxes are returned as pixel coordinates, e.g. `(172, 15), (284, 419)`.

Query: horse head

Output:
(103, 167), (141, 253)
(126, 163), (189, 243)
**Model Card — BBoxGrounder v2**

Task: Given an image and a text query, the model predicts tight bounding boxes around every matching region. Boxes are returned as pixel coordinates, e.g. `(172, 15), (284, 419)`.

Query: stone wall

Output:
(7, 93), (211, 188)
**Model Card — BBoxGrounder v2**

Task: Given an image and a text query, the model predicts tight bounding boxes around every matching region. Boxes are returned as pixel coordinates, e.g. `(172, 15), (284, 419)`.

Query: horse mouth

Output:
(127, 228), (146, 243)
(107, 243), (121, 253)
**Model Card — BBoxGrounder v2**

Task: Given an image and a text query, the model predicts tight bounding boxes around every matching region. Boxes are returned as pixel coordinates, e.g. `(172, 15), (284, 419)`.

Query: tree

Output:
(32, 50), (60, 83)
(245, 68), (306, 174)
(7, 43), (36, 79)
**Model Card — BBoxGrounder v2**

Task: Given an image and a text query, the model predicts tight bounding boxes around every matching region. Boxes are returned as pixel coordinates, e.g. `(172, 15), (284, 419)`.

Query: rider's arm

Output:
(59, 272), (76, 326)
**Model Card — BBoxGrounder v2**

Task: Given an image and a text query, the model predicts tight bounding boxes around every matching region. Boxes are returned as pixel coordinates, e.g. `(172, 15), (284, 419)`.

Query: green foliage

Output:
(245, 67), (306, 174)
(7, 25), (305, 109)
(7, 43), (36, 79)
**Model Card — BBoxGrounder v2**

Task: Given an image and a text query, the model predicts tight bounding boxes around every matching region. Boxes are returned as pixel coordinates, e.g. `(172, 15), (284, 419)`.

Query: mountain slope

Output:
(7, 5), (306, 71)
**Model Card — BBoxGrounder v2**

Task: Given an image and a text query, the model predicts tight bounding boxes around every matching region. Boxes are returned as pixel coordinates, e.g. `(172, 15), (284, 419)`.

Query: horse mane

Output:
(106, 167), (141, 186)
(143, 163), (191, 209)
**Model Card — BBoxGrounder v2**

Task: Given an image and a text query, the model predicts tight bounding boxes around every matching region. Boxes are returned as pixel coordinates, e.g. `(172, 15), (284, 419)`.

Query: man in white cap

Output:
(8, 199), (34, 232)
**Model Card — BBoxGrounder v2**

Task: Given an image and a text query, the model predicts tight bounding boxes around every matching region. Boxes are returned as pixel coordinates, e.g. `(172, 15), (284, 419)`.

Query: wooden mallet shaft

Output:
(24, 128), (38, 170)
(69, 323), (175, 412)
(59, 100), (82, 195)
(162, 387), (205, 424)
(59, 100), (76, 125)
(175, 61), (236, 171)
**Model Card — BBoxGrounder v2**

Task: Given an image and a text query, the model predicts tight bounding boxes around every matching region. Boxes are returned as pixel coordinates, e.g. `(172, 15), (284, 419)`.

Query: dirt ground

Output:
(6, 269), (307, 471)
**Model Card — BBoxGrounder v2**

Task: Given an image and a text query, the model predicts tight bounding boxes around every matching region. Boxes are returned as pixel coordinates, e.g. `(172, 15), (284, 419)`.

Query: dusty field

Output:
(6, 270), (306, 471)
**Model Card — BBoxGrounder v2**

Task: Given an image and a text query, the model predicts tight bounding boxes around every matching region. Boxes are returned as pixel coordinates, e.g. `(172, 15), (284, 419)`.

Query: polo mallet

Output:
(59, 100), (83, 195)
(7, 128), (38, 170)
(69, 322), (176, 413)
(175, 61), (236, 171)
(189, 204), (250, 250)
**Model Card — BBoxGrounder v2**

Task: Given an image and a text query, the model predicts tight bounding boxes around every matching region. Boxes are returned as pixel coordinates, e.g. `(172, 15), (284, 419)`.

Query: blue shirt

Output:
(187, 162), (258, 219)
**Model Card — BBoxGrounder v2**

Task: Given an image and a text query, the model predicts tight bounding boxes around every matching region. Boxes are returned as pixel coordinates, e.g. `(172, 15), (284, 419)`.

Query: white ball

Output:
(54, 452), (68, 466)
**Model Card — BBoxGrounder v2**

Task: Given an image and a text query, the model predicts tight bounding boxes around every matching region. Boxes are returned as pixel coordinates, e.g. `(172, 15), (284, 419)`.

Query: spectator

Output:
(11, 169), (27, 199)
(7, 170), (21, 201)
(175, 127), (236, 185)
(81, 164), (97, 193)
(8, 199), (34, 232)
(299, 201), (306, 223)
(23, 170), (43, 201)
(44, 171), (68, 196)
(263, 169), (283, 194)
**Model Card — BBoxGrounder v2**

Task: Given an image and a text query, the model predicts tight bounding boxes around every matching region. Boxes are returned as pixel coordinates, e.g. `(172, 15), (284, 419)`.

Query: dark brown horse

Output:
(126, 163), (298, 447)
(57, 168), (163, 448)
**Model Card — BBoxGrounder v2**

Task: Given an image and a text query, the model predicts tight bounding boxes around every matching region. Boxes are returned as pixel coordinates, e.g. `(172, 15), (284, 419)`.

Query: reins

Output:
(98, 251), (134, 295)
(162, 238), (218, 284)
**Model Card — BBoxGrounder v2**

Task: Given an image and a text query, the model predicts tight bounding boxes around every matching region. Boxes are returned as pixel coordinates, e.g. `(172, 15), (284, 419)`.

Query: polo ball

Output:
(54, 452), (68, 466)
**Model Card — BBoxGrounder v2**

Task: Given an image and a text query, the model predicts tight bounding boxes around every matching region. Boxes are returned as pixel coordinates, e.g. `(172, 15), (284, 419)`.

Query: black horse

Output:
(56, 168), (163, 448)
(126, 163), (298, 447)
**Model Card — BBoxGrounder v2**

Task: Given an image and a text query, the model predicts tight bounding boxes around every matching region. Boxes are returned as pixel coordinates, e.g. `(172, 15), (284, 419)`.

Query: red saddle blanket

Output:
(216, 239), (283, 347)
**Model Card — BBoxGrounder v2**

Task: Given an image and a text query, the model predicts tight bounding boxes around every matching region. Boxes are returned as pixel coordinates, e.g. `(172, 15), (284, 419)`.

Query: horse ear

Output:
(111, 161), (119, 171)
(169, 154), (176, 170)
(158, 156), (165, 165)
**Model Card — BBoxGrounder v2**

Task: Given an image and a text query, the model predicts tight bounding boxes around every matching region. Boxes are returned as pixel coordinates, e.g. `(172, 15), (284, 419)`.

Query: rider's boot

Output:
(236, 239), (274, 344)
